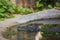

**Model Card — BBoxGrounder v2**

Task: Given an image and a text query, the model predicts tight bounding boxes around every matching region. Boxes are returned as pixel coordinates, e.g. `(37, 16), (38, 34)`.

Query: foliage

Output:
(15, 7), (32, 14)
(0, 0), (15, 19)
(36, 1), (44, 7)
(41, 24), (60, 40)
(35, 0), (60, 12)
(0, 0), (32, 21)
(56, 2), (60, 7)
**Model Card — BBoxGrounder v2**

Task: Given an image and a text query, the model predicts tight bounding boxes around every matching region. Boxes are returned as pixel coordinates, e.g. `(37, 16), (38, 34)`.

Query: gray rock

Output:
(16, 9), (60, 24)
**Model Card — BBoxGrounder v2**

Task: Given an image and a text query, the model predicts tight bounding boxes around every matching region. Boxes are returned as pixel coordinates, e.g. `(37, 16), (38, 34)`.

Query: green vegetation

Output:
(15, 7), (32, 14)
(35, 0), (60, 12)
(0, 0), (15, 18)
(0, 0), (32, 21)
(42, 24), (60, 40)
(0, 0), (60, 21)
(0, 0), (60, 40)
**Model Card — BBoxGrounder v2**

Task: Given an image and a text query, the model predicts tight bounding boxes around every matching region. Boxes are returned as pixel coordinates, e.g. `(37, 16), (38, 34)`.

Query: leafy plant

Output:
(56, 2), (60, 7)
(0, 8), (5, 12)
(15, 7), (32, 14)
(35, 0), (60, 11)
(0, 0), (32, 21)
(41, 24), (60, 40)
(48, 4), (53, 9)
(36, 1), (44, 7)
(0, 0), (15, 19)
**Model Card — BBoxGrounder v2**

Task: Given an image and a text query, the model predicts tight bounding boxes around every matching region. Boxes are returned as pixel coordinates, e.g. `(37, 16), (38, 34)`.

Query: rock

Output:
(0, 32), (8, 40)
(0, 14), (22, 28)
(16, 9), (60, 24)
(0, 14), (23, 40)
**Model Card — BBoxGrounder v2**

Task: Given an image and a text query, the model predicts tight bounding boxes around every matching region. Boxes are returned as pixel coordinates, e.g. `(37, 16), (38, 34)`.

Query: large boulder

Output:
(16, 9), (60, 24)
